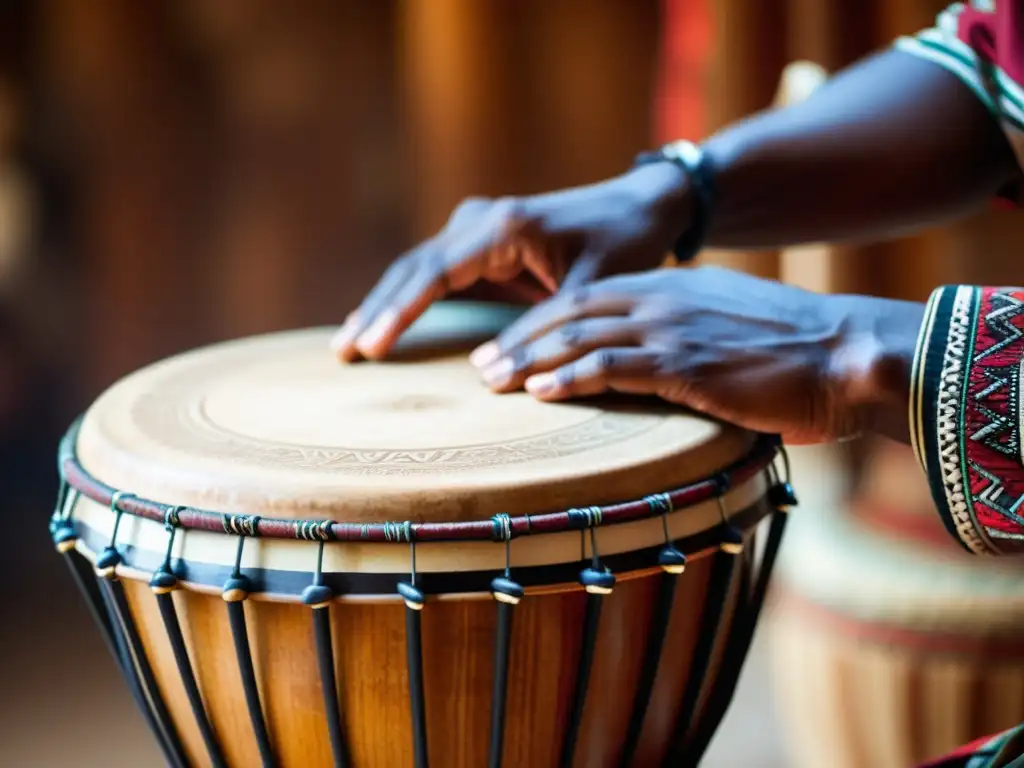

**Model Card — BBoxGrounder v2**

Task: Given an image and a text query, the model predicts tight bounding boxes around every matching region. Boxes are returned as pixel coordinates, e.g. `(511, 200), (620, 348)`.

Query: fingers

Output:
(329, 247), (422, 361)
(350, 250), (454, 360)
(331, 197), (535, 362)
(470, 274), (647, 368)
(558, 250), (602, 293)
(479, 317), (640, 392)
(330, 236), (475, 361)
(520, 348), (663, 401)
(522, 242), (565, 294)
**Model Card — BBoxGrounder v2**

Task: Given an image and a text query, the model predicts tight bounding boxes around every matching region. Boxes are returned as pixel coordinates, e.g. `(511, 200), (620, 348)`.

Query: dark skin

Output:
(330, 51), (1021, 446)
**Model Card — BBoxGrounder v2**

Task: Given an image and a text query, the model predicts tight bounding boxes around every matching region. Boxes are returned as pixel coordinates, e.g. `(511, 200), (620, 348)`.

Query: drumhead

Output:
(75, 302), (754, 522)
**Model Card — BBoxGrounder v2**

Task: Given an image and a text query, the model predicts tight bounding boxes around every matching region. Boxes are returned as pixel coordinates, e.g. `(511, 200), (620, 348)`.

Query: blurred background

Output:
(4, 1), (1024, 766)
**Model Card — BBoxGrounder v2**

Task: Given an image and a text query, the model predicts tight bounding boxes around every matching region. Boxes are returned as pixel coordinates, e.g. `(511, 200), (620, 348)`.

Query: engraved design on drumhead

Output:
(121, 343), (666, 476)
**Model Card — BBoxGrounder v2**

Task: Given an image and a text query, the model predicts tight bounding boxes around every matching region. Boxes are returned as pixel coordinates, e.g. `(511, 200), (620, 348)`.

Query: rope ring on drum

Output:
(108, 491), (135, 550)
(56, 420), (783, 544)
(491, 513), (513, 577)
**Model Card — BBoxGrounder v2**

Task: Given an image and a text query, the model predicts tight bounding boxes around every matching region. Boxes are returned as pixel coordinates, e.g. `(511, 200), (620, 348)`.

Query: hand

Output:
(330, 162), (692, 361)
(468, 266), (925, 445)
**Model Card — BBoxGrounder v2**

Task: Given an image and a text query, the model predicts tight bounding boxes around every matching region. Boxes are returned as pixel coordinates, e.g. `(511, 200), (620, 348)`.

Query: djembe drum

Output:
(50, 302), (794, 768)
(769, 445), (1024, 768)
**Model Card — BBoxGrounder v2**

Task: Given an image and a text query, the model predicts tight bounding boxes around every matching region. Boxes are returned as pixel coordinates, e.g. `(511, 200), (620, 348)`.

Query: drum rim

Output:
(64, 498), (770, 599)
(55, 415), (782, 544)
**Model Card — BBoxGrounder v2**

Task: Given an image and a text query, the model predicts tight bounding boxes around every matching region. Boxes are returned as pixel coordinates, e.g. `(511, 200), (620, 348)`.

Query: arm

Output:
(335, 3), (1024, 377)
(647, 1), (1024, 252)
(699, 49), (1019, 249)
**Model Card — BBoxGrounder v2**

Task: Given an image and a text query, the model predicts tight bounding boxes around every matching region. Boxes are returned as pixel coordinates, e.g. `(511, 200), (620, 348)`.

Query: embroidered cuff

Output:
(910, 285), (1024, 556)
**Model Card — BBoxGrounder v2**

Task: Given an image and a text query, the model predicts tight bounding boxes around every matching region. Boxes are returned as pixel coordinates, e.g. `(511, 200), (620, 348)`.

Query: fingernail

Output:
(482, 358), (513, 386)
(470, 341), (500, 368)
(330, 326), (355, 352)
(329, 312), (360, 351)
(356, 311), (396, 351)
(525, 373), (555, 395)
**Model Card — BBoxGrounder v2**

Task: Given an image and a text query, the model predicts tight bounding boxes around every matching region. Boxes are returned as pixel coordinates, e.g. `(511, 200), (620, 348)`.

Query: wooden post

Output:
(699, 0), (789, 278)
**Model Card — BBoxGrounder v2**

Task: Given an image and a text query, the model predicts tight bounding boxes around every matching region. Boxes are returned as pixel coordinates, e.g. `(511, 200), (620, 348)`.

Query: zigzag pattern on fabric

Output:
(935, 286), (990, 554)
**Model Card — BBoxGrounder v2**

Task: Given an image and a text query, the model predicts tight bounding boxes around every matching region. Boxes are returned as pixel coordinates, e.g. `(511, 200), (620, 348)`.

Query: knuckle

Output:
(652, 352), (688, 379)
(451, 196), (490, 219)
(589, 348), (617, 374)
(423, 246), (447, 278)
(564, 285), (589, 310)
(557, 322), (583, 349)
(554, 364), (576, 389)
(510, 345), (533, 372)
(492, 196), (528, 232)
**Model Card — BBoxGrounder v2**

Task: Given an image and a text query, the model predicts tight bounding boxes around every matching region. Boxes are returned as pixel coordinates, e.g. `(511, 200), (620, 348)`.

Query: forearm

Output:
(698, 49), (1020, 249)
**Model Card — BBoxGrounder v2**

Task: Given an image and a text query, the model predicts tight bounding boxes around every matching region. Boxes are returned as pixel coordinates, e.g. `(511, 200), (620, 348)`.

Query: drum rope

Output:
(716, 493), (745, 556)
(295, 519), (335, 541)
(685, 464), (795, 765)
(107, 491), (130, 558)
(150, 508), (230, 768)
(487, 513), (523, 768)
(396, 525), (429, 768)
(779, 444), (792, 486)
(302, 538), (350, 768)
(662, 491), (745, 766)
(561, 508), (617, 766)
(223, 513), (261, 538)
(491, 512), (513, 574)
(50, 479), (132, 733)
(384, 520), (410, 543)
(49, 481), (126, 690)
(220, 520), (277, 766)
(159, 507), (182, 575)
(59, 483), (78, 523)
(50, 477), (80, 538)
(620, 493), (689, 766)
(49, 474), (71, 532)
(97, 491), (190, 768)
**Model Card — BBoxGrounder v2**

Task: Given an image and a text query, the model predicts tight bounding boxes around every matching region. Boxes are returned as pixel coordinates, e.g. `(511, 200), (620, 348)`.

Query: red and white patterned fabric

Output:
(911, 286), (1024, 557)
(890, 4), (1024, 766)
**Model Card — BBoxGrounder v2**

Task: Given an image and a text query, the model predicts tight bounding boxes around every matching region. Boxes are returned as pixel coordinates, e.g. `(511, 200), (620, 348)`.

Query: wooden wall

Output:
(680, 0), (1024, 300)
(0, 0), (659, 414)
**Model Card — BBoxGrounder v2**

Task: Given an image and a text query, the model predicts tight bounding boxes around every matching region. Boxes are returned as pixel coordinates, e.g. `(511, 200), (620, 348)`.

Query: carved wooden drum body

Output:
(51, 303), (793, 768)
(769, 495), (1024, 768)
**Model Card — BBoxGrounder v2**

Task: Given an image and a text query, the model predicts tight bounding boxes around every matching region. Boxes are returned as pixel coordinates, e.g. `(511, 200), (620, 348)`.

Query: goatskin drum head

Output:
(76, 302), (753, 521)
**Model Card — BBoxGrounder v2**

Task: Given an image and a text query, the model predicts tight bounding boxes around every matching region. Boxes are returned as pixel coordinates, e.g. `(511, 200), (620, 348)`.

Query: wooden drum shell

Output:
(109, 546), (742, 767)
(63, 475), (776, 768)
(768, 498), (1024, 768)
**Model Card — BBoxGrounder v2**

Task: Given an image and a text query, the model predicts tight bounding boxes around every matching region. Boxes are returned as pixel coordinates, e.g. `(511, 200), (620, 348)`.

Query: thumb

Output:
(558, 249), (605, 293)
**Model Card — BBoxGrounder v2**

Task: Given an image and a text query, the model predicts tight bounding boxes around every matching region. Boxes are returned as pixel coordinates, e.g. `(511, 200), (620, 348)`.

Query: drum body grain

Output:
(52, 302), (788, 768)
(769, 493), (1024, 768)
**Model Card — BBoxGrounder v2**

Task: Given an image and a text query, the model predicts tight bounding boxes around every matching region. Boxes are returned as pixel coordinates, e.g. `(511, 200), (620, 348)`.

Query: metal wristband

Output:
(633, 140), (716, 263)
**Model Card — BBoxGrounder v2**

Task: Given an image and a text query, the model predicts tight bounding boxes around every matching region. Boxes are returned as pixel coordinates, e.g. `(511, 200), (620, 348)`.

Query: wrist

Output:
(631, 139), (717, 262)
(827, 295), (926, 443)
(622, 161), (694, 249)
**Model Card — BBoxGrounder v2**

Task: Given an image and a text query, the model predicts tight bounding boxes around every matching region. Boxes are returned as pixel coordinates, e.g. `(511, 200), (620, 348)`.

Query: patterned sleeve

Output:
(894, 1), (1024, 205)
(910, 285), (1024, 556)
(917, 724), (1024, 766)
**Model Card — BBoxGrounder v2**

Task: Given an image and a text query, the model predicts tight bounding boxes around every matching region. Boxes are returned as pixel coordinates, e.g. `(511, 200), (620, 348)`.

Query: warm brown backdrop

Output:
(2, 1), (1023, 767)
